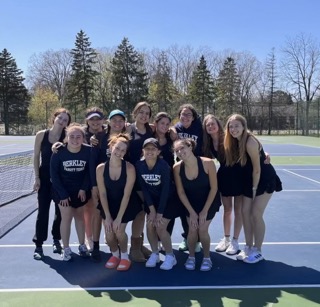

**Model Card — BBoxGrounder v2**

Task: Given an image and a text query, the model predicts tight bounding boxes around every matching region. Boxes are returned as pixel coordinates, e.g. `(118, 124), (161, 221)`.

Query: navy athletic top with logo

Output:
(50, 144), (91, 204)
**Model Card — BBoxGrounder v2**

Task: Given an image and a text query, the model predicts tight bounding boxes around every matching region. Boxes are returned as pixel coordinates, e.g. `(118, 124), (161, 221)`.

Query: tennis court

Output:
(0, 135), (319, 306)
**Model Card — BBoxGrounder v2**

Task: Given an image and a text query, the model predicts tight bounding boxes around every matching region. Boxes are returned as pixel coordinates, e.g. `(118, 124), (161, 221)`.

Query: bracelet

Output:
(252, 187), (257, 191)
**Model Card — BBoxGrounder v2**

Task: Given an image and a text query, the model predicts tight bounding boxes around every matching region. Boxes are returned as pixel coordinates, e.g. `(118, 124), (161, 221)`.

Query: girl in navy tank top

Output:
(32, 108), (71, 261)
(96, 133), (141, 271)
(173, 138), (221, 272)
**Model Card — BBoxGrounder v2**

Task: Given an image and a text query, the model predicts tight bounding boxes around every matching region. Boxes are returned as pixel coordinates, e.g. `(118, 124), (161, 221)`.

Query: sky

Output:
(1, 0), (320, 75)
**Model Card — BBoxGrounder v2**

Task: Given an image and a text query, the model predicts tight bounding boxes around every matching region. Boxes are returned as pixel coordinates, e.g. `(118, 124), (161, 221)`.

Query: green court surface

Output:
(1, 288), (320, 306)
(257, 135), (320, 147)
(270, 156), (320, 165)
(257, 135), (320, 165)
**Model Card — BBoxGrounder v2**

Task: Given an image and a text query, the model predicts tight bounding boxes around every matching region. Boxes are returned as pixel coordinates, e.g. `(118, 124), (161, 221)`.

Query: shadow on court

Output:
(42, 251), (320, 288)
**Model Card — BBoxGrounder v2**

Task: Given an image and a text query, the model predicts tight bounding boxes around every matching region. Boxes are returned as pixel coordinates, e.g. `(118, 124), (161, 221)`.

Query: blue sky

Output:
(1, 0), (320, 74)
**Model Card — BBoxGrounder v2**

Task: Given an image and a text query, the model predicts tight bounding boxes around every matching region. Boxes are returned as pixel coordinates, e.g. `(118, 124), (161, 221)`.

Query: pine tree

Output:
(0, 49), (29, 135)
(111, 37), (148, 118)
(149, 51), (177, 114)
(215, 57), (241, 119)
(187, 55), (216, 119)
(67, 30), (98, 113)
(265, 48), (277, 135)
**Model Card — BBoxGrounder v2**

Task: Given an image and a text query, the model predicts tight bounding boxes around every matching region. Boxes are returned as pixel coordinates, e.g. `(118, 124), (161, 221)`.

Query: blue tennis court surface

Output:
(0, 166), (319, 290)
(0, 140), (319, 291)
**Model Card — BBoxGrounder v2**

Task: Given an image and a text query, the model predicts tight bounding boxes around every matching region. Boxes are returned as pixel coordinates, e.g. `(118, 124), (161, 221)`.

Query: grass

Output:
(1, 288), (320, 307)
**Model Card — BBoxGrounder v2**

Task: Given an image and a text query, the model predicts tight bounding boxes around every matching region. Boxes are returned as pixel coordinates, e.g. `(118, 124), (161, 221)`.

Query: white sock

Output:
(112, 250), (120, 258)
(121, 252), (129, 260)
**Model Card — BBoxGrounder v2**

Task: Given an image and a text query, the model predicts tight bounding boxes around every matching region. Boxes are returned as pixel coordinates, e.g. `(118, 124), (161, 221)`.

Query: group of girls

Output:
(32, 102), (282, 272)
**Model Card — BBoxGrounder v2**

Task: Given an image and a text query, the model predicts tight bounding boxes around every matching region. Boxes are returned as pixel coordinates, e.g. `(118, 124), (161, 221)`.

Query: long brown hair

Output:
(52, 108), (71, 126)
(132, 101), (152, 119)
(202, 114), (225, 161)
(224, 114), (260, 166)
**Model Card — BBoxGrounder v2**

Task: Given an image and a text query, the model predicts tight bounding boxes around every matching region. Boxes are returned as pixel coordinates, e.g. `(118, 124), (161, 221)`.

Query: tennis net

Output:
(0, 150), (35, 206)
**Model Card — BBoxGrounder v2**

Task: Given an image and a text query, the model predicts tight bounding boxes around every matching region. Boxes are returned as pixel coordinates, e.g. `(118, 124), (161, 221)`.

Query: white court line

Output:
(1, 242), (320, 248)
(283, 169), (320, 185)
(282, 189), (320, 192)
(278, 168), (320, 171)
(1, 284), (320, 292)
(272, 153), (320, 155)
(0, 144), (17, 148)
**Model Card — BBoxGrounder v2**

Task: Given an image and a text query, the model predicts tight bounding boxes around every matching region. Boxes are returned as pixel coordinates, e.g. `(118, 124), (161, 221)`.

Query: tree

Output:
(111, 37), (148, 118)
(281, 33), (320, 135)
(28, 87), (60, 129)
(187, 55), (216, 118)
(148, 51), (178, 114)
(27, 49), (72, 104)
(92, 48), (115, 112)
(215, 57), (241, 119)
(67, 30), (98, 111)
(0, 49), (29, 135)
(265, 48), (277, 135)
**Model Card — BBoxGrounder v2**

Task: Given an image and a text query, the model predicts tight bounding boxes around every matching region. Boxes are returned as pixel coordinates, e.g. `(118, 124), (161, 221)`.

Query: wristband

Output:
(252, 187), (257, 191)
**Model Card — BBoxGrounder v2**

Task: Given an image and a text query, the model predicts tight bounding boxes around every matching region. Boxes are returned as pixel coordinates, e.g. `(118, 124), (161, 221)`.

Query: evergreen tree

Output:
(149, 51), (177, 114)
(187, 55), (216, 119)
(265, 48), (277, 135)
(215, 57), (241, 119)
(67, 30), (98, 113)
(0, 49), (29, 135)
(111, 37), (148, 118)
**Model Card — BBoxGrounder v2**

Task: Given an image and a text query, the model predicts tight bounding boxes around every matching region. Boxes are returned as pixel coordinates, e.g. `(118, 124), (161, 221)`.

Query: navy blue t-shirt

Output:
(50, 144), (91, 200)
(175, 117), (203, 156)
(135, 158), (172, 214)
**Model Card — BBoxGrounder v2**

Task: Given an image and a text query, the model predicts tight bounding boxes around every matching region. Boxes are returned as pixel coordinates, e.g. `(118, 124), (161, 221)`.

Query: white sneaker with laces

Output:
(226, 239), (239, 255)
(215, 237), (231, 252)
(62, 247), (72, 261)
(236, 245), (250, 260)
(243, 247), (264, 264)
(160, 254), (177, 270)
(145, 253), (160, 268)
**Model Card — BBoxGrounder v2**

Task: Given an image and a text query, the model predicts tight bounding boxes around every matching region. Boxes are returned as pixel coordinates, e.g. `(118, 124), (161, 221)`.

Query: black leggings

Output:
(32, 176), (61, 246)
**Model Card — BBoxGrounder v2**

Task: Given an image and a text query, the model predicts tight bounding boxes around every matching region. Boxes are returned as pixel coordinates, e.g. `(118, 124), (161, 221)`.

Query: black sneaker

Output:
(33, 247), (44, 260)
(90, 249), (101, 262)
(53, 240), (62, 254)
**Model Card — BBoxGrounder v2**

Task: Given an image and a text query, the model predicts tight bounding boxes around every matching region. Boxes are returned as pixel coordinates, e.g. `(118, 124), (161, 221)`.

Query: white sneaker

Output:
(62, 247), (72, 261)
(215, 237), (231, 252)
(226, 239), (239, 255)
(195, 242), (202, 253)
(243, 247), (264, 264)
(85, 235), (93, 252)
(236, 245), (250, 260)
(160, 254), (177, 270)
(145, 253), (160, 268)
(78, 244), (89, 257)
(178, 239), (188, 251)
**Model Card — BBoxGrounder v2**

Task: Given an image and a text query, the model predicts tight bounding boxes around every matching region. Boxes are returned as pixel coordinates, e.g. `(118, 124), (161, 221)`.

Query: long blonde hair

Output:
(224, 114), (260, 166)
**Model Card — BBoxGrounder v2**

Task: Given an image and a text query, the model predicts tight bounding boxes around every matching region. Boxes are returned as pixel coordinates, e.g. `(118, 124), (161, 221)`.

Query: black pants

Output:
(166, 215), (189, 239)
(32, 175), (61, 246)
